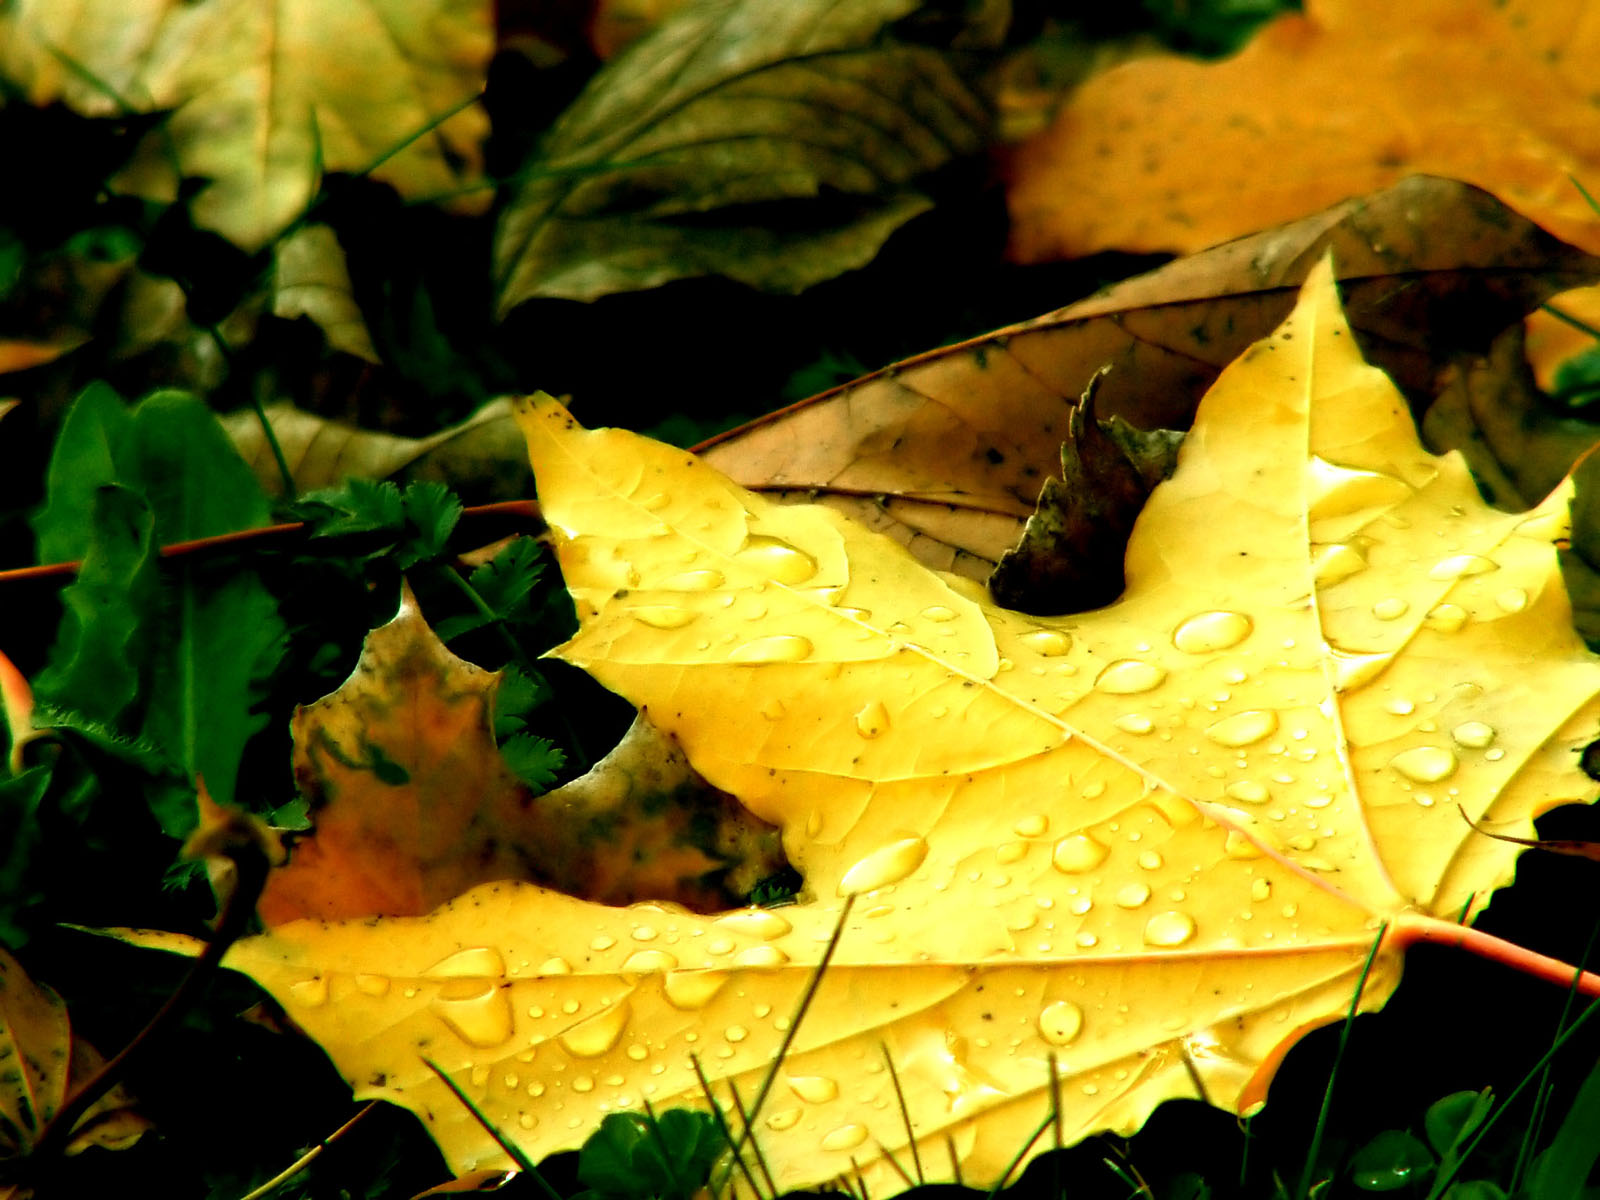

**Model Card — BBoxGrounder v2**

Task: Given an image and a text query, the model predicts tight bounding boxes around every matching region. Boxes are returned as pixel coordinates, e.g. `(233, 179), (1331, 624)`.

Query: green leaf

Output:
(494, 0), (991, 307)
(33, 485), (161, 726)
(1439, 1183), (1506, 1200)
(492, 665), (549, 740)
(1528, 1055), (1600, 1200)
(32, 385), (271, 564)
(577, 1109), (725, 1200)
(397, 481), (462, 568)
(499, 733), (565, 793)
(0, 768), (52, 945)
(1424, 1091), (1492, 1160)
(1350, 1131), (1436, 1192)
(142, 567), (286, 832)
(297, 478), (407, 540)
(31, 382), (135, 564)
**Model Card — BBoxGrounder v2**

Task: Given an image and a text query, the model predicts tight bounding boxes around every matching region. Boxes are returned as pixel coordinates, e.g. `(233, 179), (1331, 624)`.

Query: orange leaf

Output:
(1006, 0), (1600, 264)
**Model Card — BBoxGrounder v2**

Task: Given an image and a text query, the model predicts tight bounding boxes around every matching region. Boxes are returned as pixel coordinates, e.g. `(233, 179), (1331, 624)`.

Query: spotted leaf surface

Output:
(123, 258), (1600, 1196)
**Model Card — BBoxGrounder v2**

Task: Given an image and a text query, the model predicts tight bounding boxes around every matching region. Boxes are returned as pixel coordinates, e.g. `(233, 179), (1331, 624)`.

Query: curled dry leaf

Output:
(121, 260), (1600, 1196)
(1005, 0), (1600, 264)
(221, 398), (531, 499)
(989, 376), (1183, 615)
(0, 948), (149, 1178)
(493, 0), (990, 307)
(271, 225), (380, 364)
(0, 0), (491, 250)
(257, 588), (783, 925)
(698, 177), (1600, 583)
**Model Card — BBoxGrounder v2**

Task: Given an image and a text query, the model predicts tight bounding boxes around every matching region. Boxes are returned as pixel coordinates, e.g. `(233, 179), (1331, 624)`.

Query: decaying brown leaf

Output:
(989, 372), (1183, 614)
(698, 177), (1600, 582)
(221, 399), (532, 500)
(258, 588), (784, 925)
(0, 948), (148, 1191)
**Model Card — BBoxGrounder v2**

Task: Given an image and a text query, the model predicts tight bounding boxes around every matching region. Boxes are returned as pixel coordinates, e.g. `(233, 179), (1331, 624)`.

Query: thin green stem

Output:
(421, 1058), (562, 1200)
(1540, 303), (1600, 343)
(1296, 924), (1387, 1200)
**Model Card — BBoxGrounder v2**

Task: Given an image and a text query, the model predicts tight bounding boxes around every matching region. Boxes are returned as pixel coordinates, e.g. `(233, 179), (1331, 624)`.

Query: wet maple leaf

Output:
(122, 258), (1600, 1196)
(1005, 0), (1600, 265)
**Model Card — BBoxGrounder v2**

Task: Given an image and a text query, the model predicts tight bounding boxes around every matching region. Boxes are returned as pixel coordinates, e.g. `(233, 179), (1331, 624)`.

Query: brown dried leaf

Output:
(698, 177), (1600, 582)
(257, 589), (784, 925)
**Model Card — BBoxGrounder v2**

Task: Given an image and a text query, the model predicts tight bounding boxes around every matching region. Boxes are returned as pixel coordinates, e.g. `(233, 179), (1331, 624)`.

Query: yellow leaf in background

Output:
(0, 0), (491, 251)
(122, 257), (1600, 1196)
(1005, 0), (1600, 265)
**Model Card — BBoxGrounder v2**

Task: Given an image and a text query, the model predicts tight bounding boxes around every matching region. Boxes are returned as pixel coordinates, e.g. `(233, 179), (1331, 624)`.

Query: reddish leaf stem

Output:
(0, 500), (544, 585)
(1390, 913), (1600, 996)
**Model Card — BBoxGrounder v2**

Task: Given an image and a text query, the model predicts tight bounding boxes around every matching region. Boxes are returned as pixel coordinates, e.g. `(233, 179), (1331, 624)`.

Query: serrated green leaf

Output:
(468, 537), (544, 618)
(494, 0), (990, 307)
(398, 481), (462, 567)
(499, 733), (564, 793)
(299, 478), (407, 540)
(33, 485), (160, 726)
(491, 665), (548, 740)
(577, 1109), (725, 1200)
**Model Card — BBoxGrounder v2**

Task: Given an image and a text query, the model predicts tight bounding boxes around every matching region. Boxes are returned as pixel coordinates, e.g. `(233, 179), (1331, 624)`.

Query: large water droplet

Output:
(432, 984), (515, 1048)
(730, 635), (813, 664)
(1038, 1000), (1085, 1046)
(920, 605), (958, 623)
(561, 1000), (632, 1058)
(1429, 554), (1497, 580)
(839, 836), (929, 895)
(1389, 746), (1458, 783)
(1173, 611), (1253, 653)
(1116, 883), (1152, 908)
(715, 910), (792, 940)
(734, 945), (789, 969)
(428, 947), (506, 978)
(1143, 911), (1197, 947)
(1451, 722), (1496, 749)
(1137, 850), (1163, 871)
(1250, 878), (1272, 903)
(736, 535), (819, 584)
(1115, 714), (1154, 734)
(1096, 660), (1167, 694)
(766, 1108), (803, 1131)
(822, 1124), (869, 1151)
(1052, 834), (1109, 874)
(1371, 597), (1409, 621)
(621, 950), (677, 976)
(854, 700), (889, 739)
(631, 605), (695, 630)
(788, 1074), (840, 1104)
(1013, 813), (1049, 838)
(663, 969), (730, 1010)
(290, 977), (329, 1007)
(1495, 588), (1528, 614)
(355, 974), (391, 997)
(661, 569), (724, 591)
(1423, 604), (1468, 633)
(1204, 710), (1278, 748)
(1312, 543), (1366, 587)
(1225, 780), (1269, 804)
(1021, 629), (1072, 657)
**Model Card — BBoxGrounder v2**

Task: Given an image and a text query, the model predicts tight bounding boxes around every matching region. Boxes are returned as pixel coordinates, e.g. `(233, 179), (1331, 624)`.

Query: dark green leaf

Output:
(0, 768), (51, 944)
(397, 481), (462, 567)
(142, 567), (286, 831)
(31, 382), (135, 564)
(298, 478), (406, 540)
(33, 485), (160, 725)
(1440, 1183), (1506, 1200)
(1350, 1130), (1435, 1192)
(1528, 1054), (1600, 1200)
(492, 665), (548, 740)
(494, 0), (991, 307)
(578, 1109), (725, 1200)
(1424, 1091), (1492, 1160)
(500, 733), (565, 793)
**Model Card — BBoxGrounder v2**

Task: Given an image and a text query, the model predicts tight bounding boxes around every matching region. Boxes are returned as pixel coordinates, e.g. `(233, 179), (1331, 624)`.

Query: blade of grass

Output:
(690, 1053), (764, 1200)
(421, 1058), (562, 1200)
(235, 1103), (379, 1200)
(880, 1043), (923, 1184)
(1523, 1052), (1600, 1200)
(1295, 923), (1388, 1200)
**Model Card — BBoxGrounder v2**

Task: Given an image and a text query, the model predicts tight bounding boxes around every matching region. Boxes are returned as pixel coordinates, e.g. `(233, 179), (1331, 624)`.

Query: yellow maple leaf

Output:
(123, 257), (1600, 1196)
